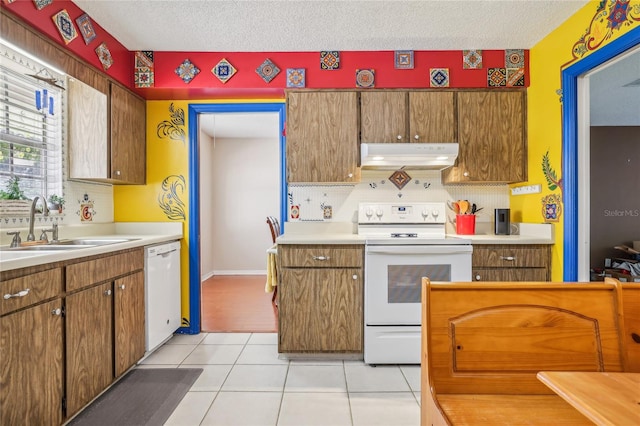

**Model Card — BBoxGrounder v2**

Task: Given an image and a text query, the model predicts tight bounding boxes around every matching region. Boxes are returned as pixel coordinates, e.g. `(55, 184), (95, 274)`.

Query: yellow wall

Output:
(114, 99), (283, 325)
(512, 0), (639, 280)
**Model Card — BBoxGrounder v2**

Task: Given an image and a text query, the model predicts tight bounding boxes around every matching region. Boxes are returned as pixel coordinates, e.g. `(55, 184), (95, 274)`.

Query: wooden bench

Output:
(420, 278), (630, 426)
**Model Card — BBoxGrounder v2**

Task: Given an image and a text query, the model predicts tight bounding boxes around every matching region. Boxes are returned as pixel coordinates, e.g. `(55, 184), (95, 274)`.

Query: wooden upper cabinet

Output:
(110, 83), (146, 184)
(286, 91), (360, 183)
(360, 92), (407, 143)
(443, 90), (526, 184)
(409, 91), (456, 142)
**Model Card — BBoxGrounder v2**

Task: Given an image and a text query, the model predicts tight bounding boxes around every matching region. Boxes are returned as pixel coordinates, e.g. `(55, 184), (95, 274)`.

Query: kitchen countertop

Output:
(0, 222), (182, 272)
(276, 222), (554, 245)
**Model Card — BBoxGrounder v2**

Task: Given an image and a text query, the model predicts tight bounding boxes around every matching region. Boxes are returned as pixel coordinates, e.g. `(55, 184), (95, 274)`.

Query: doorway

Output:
(185, 103), (286, 334)
(562, 26), (640, 281)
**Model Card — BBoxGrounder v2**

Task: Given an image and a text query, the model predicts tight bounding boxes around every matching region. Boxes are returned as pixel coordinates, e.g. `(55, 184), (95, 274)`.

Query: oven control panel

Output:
(358, 202), (446, 224)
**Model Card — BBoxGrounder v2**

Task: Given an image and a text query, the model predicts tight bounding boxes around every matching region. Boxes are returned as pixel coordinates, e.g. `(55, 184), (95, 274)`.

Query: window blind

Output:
(0, 63), (62, 201)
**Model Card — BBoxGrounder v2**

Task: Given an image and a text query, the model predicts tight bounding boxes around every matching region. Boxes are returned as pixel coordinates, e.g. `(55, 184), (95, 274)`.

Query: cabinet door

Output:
(287, 92), (359, 183)
(66, 282), (113, 417)
(0, 299), (63, 426)
(409, 92), (456, 143)
(68, 77), (109, 180)
(279, 268), (363, 352)
(114, 271), (145, 377)
(110, 83), (146, 184)
(443, 91), (526, 183)
(360, 92), (407, 143)
(472, 268), (549, 282)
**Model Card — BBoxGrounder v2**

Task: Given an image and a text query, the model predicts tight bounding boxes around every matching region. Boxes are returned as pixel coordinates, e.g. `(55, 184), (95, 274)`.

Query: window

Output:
(0, 45), (63, 202)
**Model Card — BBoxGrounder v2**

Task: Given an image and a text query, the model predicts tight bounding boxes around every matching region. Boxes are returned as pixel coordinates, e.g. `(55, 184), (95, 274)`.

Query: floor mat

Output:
(68, 368), (202, 426)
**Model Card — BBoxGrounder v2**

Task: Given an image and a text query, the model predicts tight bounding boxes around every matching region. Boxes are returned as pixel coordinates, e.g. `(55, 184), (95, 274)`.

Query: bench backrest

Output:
(423, 279), (626, 395)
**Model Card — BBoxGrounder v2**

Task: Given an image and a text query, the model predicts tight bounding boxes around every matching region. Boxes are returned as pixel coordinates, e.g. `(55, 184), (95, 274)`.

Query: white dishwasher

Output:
(145, 241), (181, 353)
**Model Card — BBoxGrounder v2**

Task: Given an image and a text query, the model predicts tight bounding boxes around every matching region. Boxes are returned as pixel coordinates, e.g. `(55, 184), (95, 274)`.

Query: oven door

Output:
(365, 244), (472, 325)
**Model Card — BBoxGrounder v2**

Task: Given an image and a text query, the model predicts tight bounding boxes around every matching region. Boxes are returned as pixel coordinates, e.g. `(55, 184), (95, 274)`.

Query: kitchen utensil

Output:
(448, 201), (460, 214)
(458, 200), (470, 215)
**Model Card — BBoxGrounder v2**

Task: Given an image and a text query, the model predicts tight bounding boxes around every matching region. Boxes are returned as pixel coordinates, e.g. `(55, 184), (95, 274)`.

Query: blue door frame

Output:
(561, 26), (639, 280)
(180, 102), (286, 334)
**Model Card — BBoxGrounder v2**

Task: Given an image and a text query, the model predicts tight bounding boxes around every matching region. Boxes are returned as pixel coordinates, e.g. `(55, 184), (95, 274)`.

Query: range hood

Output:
(360, 143), (458, 170)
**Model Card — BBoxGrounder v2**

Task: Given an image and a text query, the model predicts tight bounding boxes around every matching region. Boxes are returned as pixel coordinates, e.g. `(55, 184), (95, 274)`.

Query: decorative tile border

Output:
(463, 49), (482, 69)
(75, 14), (96, 45)
(395, 50), (414, 69)
(356, 69), (375, 88)
(212, 58), (237, 84)
(135, 51), (154, 88)
(175, 59), (200, 84)
(95, 42), (113, 70)
(505, 49), (525, 68)
(286, 68), (305, 88)
(52, 9), (77, 45)
(33, 0), (52, 10)
(430, 68), (449, 87)
(506, 67), (525, 87)
(256, 58), (280, 83)
(320, 51), (340, 70)
(487, 67), (506, 87)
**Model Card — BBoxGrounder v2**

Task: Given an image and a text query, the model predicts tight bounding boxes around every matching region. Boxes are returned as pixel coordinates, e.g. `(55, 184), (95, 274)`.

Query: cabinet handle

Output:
(463, 172), (469, 177)
(475, 274), (481, 281)
(119, 284), (126, 290)
(347, 173), (353, 178)
(114, 170), (121, 176)
(312, 256), (330, 261)
(396, 135), (403, 140)
(51, 308), (62, 316)
(414, 134), (420, 140)
(104, 289), (112, 296)
(352, 274), (358, 280)
(3, 288), (30, 300)
(500, 256), (516, 261)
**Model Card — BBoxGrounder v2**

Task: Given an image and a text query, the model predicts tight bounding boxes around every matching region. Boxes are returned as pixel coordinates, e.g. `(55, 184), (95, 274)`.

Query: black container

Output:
(494, 208), (510, 235)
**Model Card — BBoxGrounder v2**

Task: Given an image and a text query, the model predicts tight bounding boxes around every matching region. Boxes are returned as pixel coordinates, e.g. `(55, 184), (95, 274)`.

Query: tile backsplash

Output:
(288, 170), (510, 228)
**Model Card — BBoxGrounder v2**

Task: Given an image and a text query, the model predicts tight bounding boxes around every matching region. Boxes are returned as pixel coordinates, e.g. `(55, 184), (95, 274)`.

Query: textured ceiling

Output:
(72, 0), (589, 52)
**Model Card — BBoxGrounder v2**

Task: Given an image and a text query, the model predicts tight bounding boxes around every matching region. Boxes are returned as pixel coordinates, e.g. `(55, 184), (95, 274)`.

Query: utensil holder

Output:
(456, 214), (476, 235)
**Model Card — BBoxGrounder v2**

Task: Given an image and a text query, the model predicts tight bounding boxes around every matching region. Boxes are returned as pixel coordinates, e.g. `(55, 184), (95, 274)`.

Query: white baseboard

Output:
(202, 270), (267, 280)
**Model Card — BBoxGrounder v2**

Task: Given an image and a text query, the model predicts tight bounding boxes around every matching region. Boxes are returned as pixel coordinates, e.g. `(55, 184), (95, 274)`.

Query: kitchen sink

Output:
(1, 238), (139, 252)
(2, 244), (91, 251)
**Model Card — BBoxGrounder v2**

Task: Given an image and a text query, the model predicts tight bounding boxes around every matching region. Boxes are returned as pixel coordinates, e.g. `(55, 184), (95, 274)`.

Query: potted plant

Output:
(0, 176), (31, 215)
(48, 194), (65, 213)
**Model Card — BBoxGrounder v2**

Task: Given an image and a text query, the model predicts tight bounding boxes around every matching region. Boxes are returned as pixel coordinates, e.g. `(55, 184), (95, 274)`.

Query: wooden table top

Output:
(537, 372), (640, 426)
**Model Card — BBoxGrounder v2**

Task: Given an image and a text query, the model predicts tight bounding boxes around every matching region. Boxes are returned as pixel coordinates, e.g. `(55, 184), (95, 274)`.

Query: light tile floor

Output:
(138, 332), (421, 426)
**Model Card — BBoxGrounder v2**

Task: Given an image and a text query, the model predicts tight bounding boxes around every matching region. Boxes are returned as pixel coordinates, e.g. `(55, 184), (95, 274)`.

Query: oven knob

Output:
(365, 208), (373, 220)
(432, 210), (440, 218)
(375, 209), (383, 220)
(421, 209), (429, 220)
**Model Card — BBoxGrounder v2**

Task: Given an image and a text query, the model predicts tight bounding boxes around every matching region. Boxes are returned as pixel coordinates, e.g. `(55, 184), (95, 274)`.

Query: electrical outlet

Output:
(511, 184), (542, 195)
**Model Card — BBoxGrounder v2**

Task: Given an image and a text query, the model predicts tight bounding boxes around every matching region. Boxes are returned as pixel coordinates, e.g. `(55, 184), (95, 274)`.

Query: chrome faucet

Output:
(27, 195), (50, 241)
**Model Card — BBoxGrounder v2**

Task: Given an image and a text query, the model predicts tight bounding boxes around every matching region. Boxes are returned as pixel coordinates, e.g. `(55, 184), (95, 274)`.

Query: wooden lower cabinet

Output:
(114, 271), (145, 377)
(279, 268), (363, 352)
(472, 244), (551, 282)
(65, 282), (114, 417)
(0, 299), (64, 426)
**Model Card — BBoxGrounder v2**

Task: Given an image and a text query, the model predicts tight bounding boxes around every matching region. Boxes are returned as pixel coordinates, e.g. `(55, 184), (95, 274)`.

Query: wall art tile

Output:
(506, 67), (525, 87)
(389, 170), (411, 190)
(430, 68), (449, 87)
(134, 67), (154, 88)
(505, 49), (525, 68)
(320, 51), (340, 70)
(395, 50), (414, 69)
(462, 49), (483, 69)
(487, 67), (506, 87)
(75, 13), (96, 45)
(33, 0), (52, 10)
(52, 9), (78, 45)
(135, 51), (154, 68)
(256, 58), (280, 83)
(286, 68), (305, 88)
(175, 59), (200, 84)
(95, 42), (113, 70)
(212, 58), (237, 84)
(356, 69), (375, 88)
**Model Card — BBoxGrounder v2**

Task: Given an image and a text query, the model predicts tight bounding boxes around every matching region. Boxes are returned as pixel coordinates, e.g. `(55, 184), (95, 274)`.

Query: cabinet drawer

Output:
(472, 245), (549, 268)
(472, 268), (548, 282)
(66, 248), (144, 292)
(1, 268), (63, 316)
(279, 245), (363, 268)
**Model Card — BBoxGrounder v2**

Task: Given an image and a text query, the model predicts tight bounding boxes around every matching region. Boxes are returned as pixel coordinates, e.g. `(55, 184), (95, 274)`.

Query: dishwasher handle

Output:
(157, 248), (178, 257)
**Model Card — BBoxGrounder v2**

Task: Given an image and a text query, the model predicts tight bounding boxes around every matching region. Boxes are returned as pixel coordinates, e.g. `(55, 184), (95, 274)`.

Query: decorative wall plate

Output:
(94, 42), (113, 70)
(256, 58), (280, 83)
(320, 51), (340, 70)
(356, 69), (375, 88)
(175, 59), (200, 84)
(430, 68), (449, 87)
(463, 49), (483, 69)
(487, 67), (506, 87)
(286, 68), (306, 88)
(506, 67), (525, 87)
(394, 50), (414, 69)
(389, 170), (411, 190)
(75, 14), (96, 45)
(505, 49), (525, 68)
(33, 0), (52, 10)
(212, 58), (237, 84)
(52, 9), (78, 45)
